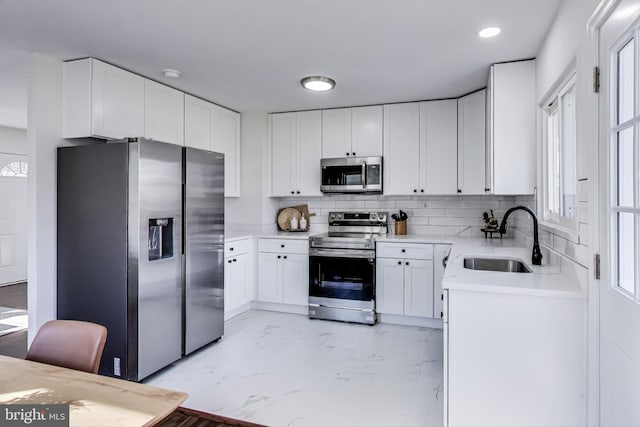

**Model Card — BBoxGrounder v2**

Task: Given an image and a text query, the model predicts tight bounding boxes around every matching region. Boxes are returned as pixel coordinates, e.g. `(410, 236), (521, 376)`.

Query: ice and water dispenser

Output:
(148, 218), (174, 261)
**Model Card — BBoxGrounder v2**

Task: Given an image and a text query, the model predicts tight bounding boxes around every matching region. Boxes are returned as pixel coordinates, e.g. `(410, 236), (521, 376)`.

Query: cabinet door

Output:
(296, 111), (322, 196)
(212, 105), (241, 197)
(270, 113), (296, 196)
(376, 258), (405, 315)
(322, 108), (352, 158)
(422, 100), (458, 194)
(458, 90), (487, 195)
(433, 245), (451, 319)
(282, 253), (309, 306)
(184, 94), (213, 150)
(91, 59), (145, 139)
(257, 252), (282, 303)
(404, 259), (434, 318)
(383, 103), (420, 195)
(229, 254), (248, 311)
(351, 106), (383, 157)
(144, 80), (184, 145)
(491, 60), (536, 194)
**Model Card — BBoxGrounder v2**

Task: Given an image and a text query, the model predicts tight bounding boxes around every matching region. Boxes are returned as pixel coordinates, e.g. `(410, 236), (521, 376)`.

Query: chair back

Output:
(26, 320), (107, 374)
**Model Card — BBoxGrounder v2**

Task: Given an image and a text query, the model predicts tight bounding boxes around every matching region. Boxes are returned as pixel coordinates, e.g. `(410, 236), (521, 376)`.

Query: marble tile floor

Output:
(147, 310), (443, 427)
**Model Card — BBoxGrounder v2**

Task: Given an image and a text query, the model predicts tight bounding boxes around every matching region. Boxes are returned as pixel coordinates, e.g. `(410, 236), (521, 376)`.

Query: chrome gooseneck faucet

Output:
(499, 206), (543, 266)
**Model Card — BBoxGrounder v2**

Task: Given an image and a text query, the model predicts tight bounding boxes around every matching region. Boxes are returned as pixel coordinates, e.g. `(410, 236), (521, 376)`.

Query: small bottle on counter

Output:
(290, 215), (299, 230)
(299, 214), (307, 230)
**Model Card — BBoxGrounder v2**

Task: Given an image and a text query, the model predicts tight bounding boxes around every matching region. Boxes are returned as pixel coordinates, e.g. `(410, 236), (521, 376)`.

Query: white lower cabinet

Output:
(257, 238), (309, 306)
(376, 242), (434, 318)
(445, 289), (586, 426)
(224, 239), (254, 320)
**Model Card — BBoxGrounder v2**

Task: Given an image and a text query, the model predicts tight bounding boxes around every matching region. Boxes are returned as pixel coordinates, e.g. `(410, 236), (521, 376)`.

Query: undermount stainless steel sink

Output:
(463, 257), (532, 273)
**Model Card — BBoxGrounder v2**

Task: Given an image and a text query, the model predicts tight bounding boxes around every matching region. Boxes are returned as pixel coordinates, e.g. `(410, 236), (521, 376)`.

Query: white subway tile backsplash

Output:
(334, 200), (365, 209)
(364, 200), (397, 209)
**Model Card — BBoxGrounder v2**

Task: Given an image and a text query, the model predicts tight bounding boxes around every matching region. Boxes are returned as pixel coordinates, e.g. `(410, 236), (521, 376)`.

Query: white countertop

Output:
(225, 226), (584, 299)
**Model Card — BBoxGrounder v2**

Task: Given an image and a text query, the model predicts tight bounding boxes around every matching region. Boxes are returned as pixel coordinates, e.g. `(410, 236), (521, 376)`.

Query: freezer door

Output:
(131, 140), (183, 380)
(184, 147), (225, 354)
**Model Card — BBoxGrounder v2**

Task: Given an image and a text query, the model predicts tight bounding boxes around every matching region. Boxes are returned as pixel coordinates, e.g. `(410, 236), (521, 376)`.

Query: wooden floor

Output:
(0, 282), (28, 358)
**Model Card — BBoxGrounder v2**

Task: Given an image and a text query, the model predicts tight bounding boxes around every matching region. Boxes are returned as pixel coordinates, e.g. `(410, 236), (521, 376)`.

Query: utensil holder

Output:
(395, 220), (407, 235)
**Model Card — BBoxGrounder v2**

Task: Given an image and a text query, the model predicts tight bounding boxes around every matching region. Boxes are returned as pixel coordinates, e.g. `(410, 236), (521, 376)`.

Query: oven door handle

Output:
(309, 248), (375, 259)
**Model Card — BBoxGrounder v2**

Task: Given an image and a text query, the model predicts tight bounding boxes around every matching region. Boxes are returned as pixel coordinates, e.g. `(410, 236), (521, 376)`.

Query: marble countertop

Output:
(224, 226), (583, 298)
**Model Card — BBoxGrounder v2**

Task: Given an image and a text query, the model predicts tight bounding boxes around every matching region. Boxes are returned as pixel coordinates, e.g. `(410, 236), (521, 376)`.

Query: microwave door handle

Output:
(362, 162), (367, 188)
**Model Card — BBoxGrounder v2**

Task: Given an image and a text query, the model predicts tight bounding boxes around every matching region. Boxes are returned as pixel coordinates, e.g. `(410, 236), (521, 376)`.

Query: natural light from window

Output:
(0, 161), (28, 178)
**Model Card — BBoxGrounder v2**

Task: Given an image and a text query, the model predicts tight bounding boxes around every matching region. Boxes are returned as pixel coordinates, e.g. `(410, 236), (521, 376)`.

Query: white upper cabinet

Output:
(184, 94), (214, 150)
(64, 58), (145, 139)
(457, 89), (487, 195)
(322, 106), (383, 158)
(270, 111), (322, 197)
(322, 108), (352, 158)
(422, 100), (458, 195)
(184, 94), (241, 197)
(212, 104), (241, 197)
(487, 60), (536, 194)
(384, 101), (458, 195)
(383, 103), (421, 195)
(144, 80), (184, 145)
(351, 106), (383, 157)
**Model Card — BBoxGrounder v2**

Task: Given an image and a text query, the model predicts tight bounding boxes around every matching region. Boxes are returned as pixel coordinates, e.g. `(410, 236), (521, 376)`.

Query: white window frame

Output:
(610, 29), (640, 301)
(540, 67), (578, 236)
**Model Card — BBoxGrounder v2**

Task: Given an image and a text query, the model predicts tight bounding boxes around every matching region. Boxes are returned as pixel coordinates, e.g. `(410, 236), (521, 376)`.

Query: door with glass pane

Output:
(0, 154), (28, 285)
(598, 3), (640, 425)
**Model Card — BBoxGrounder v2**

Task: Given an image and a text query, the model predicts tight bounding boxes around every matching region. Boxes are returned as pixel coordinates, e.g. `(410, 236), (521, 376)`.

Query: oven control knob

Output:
(371, 213), (378, 220)
(330, 213), (335, 220)
(337, 213), (343, 219)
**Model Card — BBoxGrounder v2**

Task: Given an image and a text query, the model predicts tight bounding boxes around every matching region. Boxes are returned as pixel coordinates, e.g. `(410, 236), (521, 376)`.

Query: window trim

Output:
(539, 63), (578, 237)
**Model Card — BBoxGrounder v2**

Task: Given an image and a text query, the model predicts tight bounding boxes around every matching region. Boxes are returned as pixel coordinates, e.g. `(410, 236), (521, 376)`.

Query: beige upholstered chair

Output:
(26, 319), (107, 374)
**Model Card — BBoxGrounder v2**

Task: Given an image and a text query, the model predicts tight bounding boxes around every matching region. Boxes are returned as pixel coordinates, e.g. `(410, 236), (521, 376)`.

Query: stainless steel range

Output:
(308, 211), (388, 325)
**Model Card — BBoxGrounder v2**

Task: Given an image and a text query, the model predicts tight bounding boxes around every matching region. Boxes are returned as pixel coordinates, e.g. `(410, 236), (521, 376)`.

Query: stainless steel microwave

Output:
(320, 156), (383, 194)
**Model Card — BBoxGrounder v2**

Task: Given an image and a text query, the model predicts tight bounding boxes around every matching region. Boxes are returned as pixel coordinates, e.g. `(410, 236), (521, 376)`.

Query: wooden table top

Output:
(0, 355), (187, 426)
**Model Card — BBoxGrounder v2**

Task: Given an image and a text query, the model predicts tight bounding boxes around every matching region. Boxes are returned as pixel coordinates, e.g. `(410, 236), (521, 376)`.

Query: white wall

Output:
(526, 1), (600, 424)
(0, 126), (27, 155)
(225, 112), (278, 226)
(26, 53), (65, 343)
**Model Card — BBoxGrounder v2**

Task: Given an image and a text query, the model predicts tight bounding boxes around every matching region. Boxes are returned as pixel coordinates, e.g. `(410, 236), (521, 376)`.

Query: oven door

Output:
(309, 248), (375, 304)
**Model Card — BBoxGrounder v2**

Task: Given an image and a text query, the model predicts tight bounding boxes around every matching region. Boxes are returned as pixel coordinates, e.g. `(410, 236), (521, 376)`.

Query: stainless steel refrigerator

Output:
(57, 138), (224, 381)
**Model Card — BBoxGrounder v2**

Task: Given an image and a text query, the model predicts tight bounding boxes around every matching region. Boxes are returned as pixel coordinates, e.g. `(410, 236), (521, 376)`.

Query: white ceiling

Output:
(0, 0), (562, 118)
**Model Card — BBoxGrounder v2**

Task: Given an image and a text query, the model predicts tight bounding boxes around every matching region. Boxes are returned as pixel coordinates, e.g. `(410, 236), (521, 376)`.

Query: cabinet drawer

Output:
(225, 239), (250, 257)
(258, 238), (309, 255)
(376, 242), (433, 260)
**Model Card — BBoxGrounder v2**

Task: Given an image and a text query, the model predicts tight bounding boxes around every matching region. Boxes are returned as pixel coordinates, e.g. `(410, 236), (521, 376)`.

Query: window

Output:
(611, 34), (639, 297)
(542, 73), (577, 230)
(0, 161), (28, 177)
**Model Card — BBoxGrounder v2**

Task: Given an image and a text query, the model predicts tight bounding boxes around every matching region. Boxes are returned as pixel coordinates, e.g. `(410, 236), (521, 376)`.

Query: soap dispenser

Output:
(290, 215), (299, 230)
(299, 213), (307, 230)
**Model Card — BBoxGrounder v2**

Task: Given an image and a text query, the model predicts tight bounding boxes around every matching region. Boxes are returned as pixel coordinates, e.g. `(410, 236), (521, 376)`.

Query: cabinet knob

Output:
(441, 294), (444, 301)
(485, 188), (491, 192)
(420, 189), (424, 193)
(401, 249), (406, 253)
(352, 152), (356, 156)
(441, 311), (443, 319)
(406, 261), (410, 266)
(346, 152), (350, 156)
(277, 255), (281, 259)
(233, 258), (237, 262)
(281, 244), (285, 248)
(296, 191), (300, 194)
(230, 247), (234, 251)
(397, 261), (401, 265)
(291, 191), (295, 194)
(227, 260), (232, 264)
(283, 255), (288, 259)
(413, 189), (417, 193)
(457, 189), (462, 194)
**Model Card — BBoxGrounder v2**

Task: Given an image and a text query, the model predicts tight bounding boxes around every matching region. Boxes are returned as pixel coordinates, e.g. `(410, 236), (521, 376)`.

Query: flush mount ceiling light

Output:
(478, 27), (501, 38)
(301, 76), (336, 92)
(163, 69), (181, 78)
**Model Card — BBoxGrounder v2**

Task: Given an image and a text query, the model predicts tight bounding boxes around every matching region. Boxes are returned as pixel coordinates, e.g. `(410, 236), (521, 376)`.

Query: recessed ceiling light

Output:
(478, 27), (501, 38)
(301, 76), (336, 92)
(163, 69), (181, 78)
